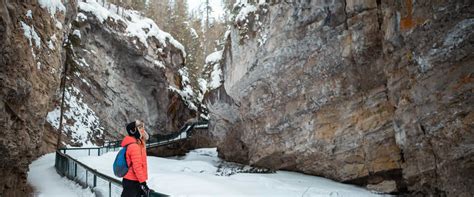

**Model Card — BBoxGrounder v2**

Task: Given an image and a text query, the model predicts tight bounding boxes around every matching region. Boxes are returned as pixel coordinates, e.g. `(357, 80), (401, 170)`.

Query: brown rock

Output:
(0, 0), (77, 195)
(42, 2), (196, 149)
(367, 180), (397, 193)
(206, 0), (474, 195)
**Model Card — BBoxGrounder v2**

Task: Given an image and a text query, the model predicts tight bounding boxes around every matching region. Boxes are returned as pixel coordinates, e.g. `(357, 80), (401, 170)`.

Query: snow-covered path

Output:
(28, 148), (387, 196)
(78, 148), (385, 197)
(27, 153), (94, 197)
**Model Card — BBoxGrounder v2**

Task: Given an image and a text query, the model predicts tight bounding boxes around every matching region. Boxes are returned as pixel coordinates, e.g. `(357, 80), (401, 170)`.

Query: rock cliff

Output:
(0, 0), (76, 195)
(1, 0), (196, 195)
(206, 0), (473, 195)
(43, 1), (196, 150)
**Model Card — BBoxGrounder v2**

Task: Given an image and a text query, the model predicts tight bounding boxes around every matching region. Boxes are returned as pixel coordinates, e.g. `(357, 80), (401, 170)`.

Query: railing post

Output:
(109, 181), (112, 197)
(93, 175), (97, 187)
(75, 163), (77, 177)
(66, 159), (70, 178)
(88, 149), (90, 156)
(86, 170), (88, 186)
(54, 152), (58, 169)
(98, 148), (101, 156)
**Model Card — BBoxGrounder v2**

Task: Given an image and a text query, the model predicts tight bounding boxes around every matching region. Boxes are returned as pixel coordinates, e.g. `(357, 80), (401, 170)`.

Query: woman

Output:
(121, 120), (151, 197)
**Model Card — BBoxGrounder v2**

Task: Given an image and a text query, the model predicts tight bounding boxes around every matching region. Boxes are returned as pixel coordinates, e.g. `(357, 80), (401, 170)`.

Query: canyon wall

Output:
(0, 1), (196, 195)
(0, 0), (77, 195)
(206, 0), (474, 195)
(43, 1), (195, 150)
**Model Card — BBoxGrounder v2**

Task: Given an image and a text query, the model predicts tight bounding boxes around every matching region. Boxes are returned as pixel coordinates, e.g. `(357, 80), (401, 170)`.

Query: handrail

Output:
(55, 150), (168, 196)
(56, 150), (123, 186)
(103, 121), (209, 149)
(59, 147), (102, 150)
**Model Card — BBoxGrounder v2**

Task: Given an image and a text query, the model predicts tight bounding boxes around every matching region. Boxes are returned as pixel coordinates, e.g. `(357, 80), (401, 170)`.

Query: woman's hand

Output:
(140, 182), (150, 196)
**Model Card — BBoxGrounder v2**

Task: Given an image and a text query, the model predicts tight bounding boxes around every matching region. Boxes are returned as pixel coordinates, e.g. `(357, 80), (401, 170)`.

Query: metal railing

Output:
(58, 146), (119, 157)
(55, 148), (167, 196)
(54, 121), (208, 197)
(147, 121), (205, 148)
(103, 121), (209, 149)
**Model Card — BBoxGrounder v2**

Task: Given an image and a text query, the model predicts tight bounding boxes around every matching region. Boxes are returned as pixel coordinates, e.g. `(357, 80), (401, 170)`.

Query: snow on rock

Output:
(178, 68), (193, 96)
(169, 67), (198, 111)
(47, 34), (58, 50)
(74, 72), (91, 86)
(77, 0), (121, 23)
(232, 1), (269, 45)
(38, 0), (66, 17)
(46, 86), (103, 147)
(208, 63), (223, 90)
(20, 21), (41, 48)
(205, 50), (223, 64)
(235, 4), (257, 23)
(55, 20), (63, 29)
(196, 78), (207, 103)
(76, 57), (90, 67)
(78, 0), (186, 56)
(224, 29), (231, 39)
(125, 10), (186, 55)
(73, 29), (81, 39)
(200, 50), (224, 95)
(206, 50), (224, 91)
(153, 60), (165, 68)
(200, 113), (210, 120)
(26, 10), (32, 19)
(76, 12), (87, 22)
(46, 107), (61, 129)
(198, 78), (208, 95)
(190, 27), (199, 38)
(258, 30), (268, 46)
(258, 0), (268, 5)
(47, 40), (55, 50)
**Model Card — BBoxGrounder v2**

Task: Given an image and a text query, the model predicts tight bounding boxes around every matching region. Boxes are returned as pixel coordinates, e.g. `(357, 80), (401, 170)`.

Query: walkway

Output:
(28, 153), (95, 197)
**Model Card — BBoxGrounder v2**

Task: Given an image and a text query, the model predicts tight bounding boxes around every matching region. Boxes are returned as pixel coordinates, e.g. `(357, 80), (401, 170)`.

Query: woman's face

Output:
(137, 124), (145, 134)
(137, 124), (149, 140)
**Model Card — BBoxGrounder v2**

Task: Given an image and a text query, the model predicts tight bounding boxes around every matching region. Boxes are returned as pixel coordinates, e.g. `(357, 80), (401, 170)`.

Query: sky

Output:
(187, 0), (226, 22)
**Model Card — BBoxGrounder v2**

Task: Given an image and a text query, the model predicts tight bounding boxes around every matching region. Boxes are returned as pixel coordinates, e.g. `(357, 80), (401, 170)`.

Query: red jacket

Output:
(121, 136), (148, 183)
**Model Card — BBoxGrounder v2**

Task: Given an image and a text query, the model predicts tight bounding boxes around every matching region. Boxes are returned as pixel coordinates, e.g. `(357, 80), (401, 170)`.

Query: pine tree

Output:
(146, 1), (172, 31)
(222, 0), (237, 22)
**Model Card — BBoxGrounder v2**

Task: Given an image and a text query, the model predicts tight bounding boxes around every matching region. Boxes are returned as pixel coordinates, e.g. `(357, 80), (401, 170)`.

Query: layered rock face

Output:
(0, 0), (76, 195)
(42, 1), (196, 150)
(207, 0), (473, 195)
(1, 0), (196, 195)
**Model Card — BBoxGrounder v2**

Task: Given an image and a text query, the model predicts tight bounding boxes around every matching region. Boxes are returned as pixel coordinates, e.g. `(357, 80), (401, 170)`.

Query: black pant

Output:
(121, 178), (145, 197)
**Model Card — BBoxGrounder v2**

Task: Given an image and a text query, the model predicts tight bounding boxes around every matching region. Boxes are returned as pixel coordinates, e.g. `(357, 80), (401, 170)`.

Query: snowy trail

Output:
(28, 148), (387, 196)
(27, 153), (94, 197)
(77, 148), (386, 197)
